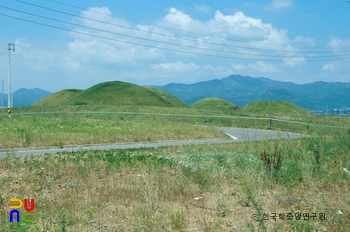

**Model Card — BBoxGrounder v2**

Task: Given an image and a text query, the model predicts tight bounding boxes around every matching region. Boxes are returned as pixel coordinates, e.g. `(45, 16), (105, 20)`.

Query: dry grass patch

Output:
(0, 134), (349, 231)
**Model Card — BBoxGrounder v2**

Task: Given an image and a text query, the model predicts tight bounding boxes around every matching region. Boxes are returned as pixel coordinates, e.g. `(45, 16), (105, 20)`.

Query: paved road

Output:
(218, 127), (305, 141)
(0, 127), (307, 159)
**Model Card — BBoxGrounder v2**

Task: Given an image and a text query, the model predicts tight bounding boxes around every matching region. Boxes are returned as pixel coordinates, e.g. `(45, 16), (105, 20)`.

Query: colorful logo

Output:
(9, 198), (35, 223)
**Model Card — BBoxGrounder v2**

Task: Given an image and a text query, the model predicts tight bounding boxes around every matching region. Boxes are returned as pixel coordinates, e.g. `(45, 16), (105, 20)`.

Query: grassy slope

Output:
(192, 97), (240, 112)
(243, 100), (310, 117)
(32, 89), (83, 107)
(66, 81), (188, 107)
(32, 81), (188, 108)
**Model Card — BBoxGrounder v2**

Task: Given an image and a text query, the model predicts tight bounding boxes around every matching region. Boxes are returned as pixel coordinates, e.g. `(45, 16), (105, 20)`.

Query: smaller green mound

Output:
(32, 89), (83, 107)
(243, 100), (310, 116)
(192, 98), (240, 112)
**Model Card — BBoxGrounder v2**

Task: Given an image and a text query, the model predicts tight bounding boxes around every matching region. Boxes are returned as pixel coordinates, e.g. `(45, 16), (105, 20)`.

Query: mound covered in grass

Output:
(33, 89), (83, 107)
(243, 100), (310, 116)
(33, 81), (188, 107)
(192, 98), (240, 112)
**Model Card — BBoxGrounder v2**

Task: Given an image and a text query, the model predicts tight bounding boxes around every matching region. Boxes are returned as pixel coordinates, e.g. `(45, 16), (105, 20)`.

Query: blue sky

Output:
(0, 0), (349, 92)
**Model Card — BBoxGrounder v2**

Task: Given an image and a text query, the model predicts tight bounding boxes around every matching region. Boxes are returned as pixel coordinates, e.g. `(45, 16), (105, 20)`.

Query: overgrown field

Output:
(0, 132), (349, 231)
(0, 114), (227, 149)
(0, 106), (349, 231)
(0, 106), (349, 150)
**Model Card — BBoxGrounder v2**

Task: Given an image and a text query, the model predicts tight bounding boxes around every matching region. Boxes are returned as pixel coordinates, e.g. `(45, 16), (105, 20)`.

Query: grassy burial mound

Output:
(192, 97), (240, 112)
(33, 81), (188, 108)
(243, 100), (310, 117)
(32, 89), (83, 107)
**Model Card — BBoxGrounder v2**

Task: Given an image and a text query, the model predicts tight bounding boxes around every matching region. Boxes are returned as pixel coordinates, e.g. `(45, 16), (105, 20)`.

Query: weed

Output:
(259, 141), (282, 180)
(170, 210), (187, 230)
(237, 173), (267, 232)
(20, 129), (31, 146)
(289, 219), (315, 232)
(307, 137), (322, 173)
(276, 159), (303, 185)
(0, 195), (4, 207)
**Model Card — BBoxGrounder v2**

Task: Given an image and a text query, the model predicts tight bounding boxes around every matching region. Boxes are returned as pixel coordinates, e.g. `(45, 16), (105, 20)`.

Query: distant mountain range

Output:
(155, 74), (350, 112)
(3, 75), (350, 113)
(1, 88), (51, 108)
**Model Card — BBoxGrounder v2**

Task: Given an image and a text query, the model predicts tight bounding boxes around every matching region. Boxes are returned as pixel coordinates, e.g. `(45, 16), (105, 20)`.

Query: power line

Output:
(44, 0), (348, 52)
(0, 12), (348, 63)
(0, 48), (8, 56)
(2, 6), (347, 60)
(16, 0), (304, 54)
(14, 0), (350, 55)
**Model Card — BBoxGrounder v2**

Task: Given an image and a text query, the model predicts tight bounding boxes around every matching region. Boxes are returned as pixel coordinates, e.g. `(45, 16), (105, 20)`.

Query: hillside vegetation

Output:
(33, 89), (83, 107)
(243, 100), (310, 117)
(33, 81), (188, 108)
(192, 97), (240, 112)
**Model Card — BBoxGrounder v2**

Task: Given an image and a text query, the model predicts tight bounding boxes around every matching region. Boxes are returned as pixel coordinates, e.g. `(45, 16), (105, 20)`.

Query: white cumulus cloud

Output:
(323, 64), (335, 71)
(327, 37), (346, 52)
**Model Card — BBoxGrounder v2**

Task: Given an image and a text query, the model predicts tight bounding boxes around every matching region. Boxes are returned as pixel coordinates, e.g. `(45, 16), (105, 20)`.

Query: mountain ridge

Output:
(1, 88), (52, 108)
(155, 74), (350, 111)
(4, 75), (350, 112)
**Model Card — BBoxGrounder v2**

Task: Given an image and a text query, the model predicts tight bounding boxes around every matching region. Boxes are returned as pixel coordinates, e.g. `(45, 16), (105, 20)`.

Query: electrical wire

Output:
(44, 0), (349, 52)
(2, 1), (349, 62)
(1, 11), (347, 63)
(15, 0), (303, 54)
(2, 6), (347, 60)
(0, 48), (8, 56)
(14, 0), (349, 55)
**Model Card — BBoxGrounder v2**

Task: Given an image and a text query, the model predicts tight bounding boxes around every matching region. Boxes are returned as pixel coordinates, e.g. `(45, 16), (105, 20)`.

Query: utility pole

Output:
(19, 93), (21, 114)
(1, 79), (3, 108)
(268, 90), (272, 129)
(8, 43), (15, 117)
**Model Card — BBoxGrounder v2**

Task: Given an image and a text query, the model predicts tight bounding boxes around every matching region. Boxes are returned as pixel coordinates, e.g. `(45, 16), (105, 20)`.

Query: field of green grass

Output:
(0, 113), (227, 149)
(0, 102), (349, 231)
(1, 106), (349, 151)
(192, 98), (240, 113)
(243, 100), (311, 118)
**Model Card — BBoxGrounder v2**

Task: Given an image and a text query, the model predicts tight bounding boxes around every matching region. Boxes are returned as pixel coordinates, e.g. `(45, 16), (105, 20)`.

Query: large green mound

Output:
(243, 100), (310, 116)
(33, 89), (83, 107)
(192, 98), (240, 112)
(33, 81), (188, 108)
